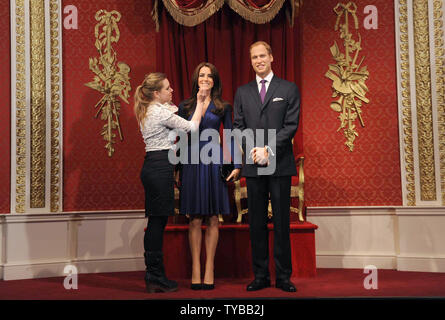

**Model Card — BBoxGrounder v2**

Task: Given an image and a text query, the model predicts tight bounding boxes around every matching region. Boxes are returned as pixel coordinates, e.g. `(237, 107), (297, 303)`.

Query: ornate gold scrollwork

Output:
(325, 2), (370, 152)
(15, 0), (26, 213)
(85, 10), (131, 157)
(398, 0), (416, 206)
(30, 0), (47, 208)
(50, 0), (62, 212)
(413, 0), (436, 201)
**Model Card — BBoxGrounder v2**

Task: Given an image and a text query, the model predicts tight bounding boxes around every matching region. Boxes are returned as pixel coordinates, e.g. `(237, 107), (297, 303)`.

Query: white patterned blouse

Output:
(140, 102), (198, 152)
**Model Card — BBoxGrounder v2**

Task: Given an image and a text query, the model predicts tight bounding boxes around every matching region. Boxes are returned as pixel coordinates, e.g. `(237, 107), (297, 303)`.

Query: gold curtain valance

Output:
(151, 0), (303, 31)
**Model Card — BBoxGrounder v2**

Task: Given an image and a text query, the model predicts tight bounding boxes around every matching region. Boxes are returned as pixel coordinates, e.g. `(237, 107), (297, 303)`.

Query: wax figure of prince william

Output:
(233, 41), (300, 292)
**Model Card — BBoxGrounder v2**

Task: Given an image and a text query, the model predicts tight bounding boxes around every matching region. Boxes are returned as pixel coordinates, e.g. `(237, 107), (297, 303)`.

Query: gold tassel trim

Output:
(153, 0), (303, 29)
(288, 0), (303, 27)
(226, 0), (286, 24)
(151, 0), (160, 32)
(285, 0), (302, 27)
(161, 0), (225, 27)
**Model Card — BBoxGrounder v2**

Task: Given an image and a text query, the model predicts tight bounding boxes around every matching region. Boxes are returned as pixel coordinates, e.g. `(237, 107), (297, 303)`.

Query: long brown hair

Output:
(183, 62), (228, 117)
(134, 72), (166, 127)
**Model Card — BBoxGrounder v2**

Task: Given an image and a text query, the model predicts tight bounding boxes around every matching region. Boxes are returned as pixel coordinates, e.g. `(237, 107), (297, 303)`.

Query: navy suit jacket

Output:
(233, 75), (300, 177)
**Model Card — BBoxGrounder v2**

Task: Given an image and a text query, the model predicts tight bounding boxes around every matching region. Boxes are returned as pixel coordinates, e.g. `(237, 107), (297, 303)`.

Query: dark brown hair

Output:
(183, 62), (228, 117)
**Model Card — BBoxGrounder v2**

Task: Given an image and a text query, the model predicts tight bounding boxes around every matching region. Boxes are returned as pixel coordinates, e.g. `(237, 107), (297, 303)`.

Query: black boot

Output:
(144, 251), (178, 293)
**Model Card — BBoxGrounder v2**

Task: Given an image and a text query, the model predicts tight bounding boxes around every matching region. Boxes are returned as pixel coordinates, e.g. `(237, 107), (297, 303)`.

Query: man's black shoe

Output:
(275, 279), (297, 292)
(246, 278), (271, 291)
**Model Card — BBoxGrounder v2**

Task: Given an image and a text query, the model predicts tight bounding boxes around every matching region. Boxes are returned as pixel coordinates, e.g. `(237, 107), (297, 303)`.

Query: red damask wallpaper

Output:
(301, 0), (402, 206)
(0, 0), (10, 213)
(62, 0), (156, 211)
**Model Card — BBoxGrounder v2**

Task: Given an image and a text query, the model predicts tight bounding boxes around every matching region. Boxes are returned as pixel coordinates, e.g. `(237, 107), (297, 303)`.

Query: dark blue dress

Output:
(178, 101), (240, 216)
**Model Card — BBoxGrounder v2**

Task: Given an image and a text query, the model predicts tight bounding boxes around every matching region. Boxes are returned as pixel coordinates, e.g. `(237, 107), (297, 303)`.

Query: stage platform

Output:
(162, 221), (318, 279)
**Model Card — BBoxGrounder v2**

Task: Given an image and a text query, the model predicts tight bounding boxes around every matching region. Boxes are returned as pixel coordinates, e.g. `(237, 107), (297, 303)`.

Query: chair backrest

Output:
(293, 111), (304, 159)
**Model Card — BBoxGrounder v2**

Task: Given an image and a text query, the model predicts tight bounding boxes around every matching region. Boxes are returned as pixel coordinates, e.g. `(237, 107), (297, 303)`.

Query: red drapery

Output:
(153, 1), (299, 29)
(175, 0), (205, 8)
(174, 0), (272, 7)
(155, 2), (303, 152)
(156, 3), (301, 102)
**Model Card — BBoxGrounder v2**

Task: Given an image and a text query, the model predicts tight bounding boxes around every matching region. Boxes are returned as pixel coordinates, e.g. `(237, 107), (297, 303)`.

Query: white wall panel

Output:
(75, 215), (145, 260)
(308, 207), (445, 272)
(5, 219), (68, 263)
(1, 208), (445, 280)
(397, 214), (445, 257)
(1, 212), (146, 280)
(309, 208), (398, 269)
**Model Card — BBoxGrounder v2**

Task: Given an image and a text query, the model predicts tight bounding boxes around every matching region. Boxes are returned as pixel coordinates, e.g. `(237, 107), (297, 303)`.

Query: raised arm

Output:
(162, 88), (208, 132)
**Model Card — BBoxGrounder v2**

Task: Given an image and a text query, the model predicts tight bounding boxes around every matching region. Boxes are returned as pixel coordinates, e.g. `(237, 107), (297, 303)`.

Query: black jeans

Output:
(144, 216), (168, 252)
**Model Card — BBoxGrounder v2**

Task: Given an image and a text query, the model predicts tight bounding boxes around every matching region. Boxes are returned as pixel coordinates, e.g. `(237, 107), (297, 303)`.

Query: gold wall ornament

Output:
(14, 0), (26, 213)
(50, 0), (62, 212)
(30, 0), (47, 208)
(85, 10), (131, 157)
(398, 0), (416, 205)
(325, 2), (370, 152)
(413, 0), (436, 201)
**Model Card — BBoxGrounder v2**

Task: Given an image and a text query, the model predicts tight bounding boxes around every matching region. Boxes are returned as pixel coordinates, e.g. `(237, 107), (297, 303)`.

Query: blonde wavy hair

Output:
(134, 72), (166, 127)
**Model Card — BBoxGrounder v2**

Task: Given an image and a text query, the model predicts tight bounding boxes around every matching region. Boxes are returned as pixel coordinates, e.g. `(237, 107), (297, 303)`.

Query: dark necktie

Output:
(259, 79), (267, 103)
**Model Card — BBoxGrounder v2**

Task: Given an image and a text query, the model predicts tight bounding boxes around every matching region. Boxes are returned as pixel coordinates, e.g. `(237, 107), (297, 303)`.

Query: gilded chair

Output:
(230, 153), (305, 223)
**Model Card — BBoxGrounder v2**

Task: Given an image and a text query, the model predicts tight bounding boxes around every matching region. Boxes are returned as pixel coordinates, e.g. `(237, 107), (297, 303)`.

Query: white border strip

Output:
(3, 210), (146, 223)
(307, 206), (445, 216)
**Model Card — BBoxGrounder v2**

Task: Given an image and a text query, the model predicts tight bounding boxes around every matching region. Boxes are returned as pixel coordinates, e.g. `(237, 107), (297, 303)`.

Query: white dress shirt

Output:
(251, 71), (275, 161)
(255, 71), (274, 94)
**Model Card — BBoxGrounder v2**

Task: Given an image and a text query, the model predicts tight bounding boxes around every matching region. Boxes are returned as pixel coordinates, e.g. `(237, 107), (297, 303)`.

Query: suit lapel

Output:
(261, 76), (279, 112)
(248, 81), (263, 108)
